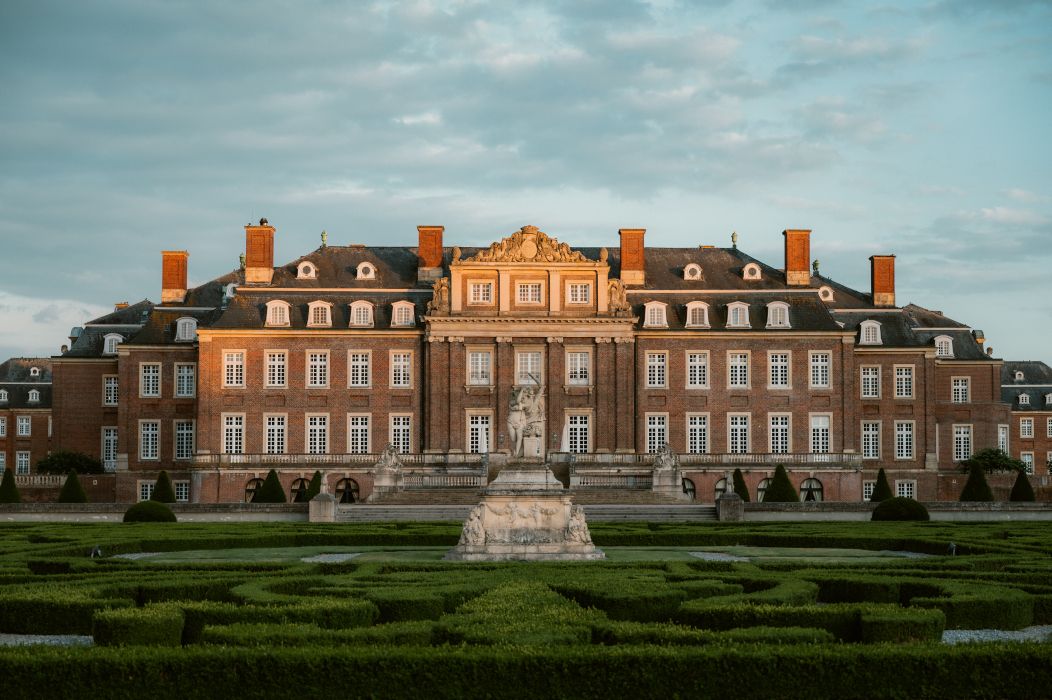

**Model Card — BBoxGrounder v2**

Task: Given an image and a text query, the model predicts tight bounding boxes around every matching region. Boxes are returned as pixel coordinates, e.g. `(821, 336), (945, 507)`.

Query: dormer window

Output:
(265, 301), (291, 327)
(307, 301), (333, 328)
(766, 302), (791, 328)
(175, 317), (197, 342)
(1015, 371), (1025, 381)
(859, 320), (882, 345)
(28, 389), (40, 403)
(727, 302), (751, 328)
(684, 263), (702, 281)
(350, 301), (374, 327)
(297, 262), (317, 279)
(818, 286), (834, 302)
(29, 367), (40, 377)
(643, 302), (668, 328)
(356, 262), (376, 280)
(0, 389), (7, 402)
(1019, 394), (1030, 406)
(742, 263), (762, 281)
(1045, 393), (1052, 405)
(103, 333), (122, 355)
(934, 335), (953, 358)
(685, 302), (710, 328)
(391, 301), (415, 327)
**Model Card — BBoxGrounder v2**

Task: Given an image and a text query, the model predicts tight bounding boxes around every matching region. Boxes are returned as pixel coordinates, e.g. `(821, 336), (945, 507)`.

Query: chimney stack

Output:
(783, 229), (811, 286)
(161, 250), (189, 304)
(244, 218), (275, 284)
(870, 255), (896, 307)
(619, 228), (646, 286)
(114, 302), (129, 311)
(417, 225), (445, 281)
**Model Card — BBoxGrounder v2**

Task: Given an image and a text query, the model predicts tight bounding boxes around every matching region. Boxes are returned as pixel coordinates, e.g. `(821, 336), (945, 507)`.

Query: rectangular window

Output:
(265, 415), (286, 455)
(517, 282), (542, 304)
(810, 352), (830, 388)
(516, 351), (542, 386)
(998, 425), (1009, 453)
(0, 453), (5, 469)
(140, 363), (161, 397)
(728, 414), (750, 454)
(895, 480), (916, 499)
(16, 416), (30, 437)
(103, 376), (119, 406)
(1021, 452), (1034, 475)
(862, 481), (875, 502)
(469, 282), (493, 304)
(224, 352), (245, 387)
(951, 377), (970, 404)
(175, 420), (195, 461)
(391, 415), (412, 454)
(307, 414), (328, 454)
(861, 366), (880, 399)
(0, 417), (6, 437)
(729, 352), (749, 388)
(687, 352), (709, 389)
(223, 415), (244, 455)
(468, 351), (492, 385)
(646, 353), (667, 388)
(390, 351), (412, 388)
(266, 352), (287, 387)
(1047, 418), (1052, 438)
(15, 451), (30, 475)
(646, 414), (668, 453)
(953, 424), (972, 462)
(895, 366), (914, 399)
(1021, 418), (1034, 439)
(895, 421), (914, 460)
(810, 415), (831, 454)
(138, 482), (154, 502)
(174, 481), (190, 503)
(467, 414), (490, 454)
(307, 352), (329, 388)
(862, 421), (880, 460)
(768, 352), (790, 389)
(102, 427), (118, 471)
(139, 421), (159, 461)
(348, 415), (370, 454)
(769, 414), (790, 454)
(566, 414), (590, 453)
(175, 363), (196, 398)
(687, 414), (708, 454)
(566, 351), (590, 386)
(568, 283), (591, 304)
(349, 352), (371, 388)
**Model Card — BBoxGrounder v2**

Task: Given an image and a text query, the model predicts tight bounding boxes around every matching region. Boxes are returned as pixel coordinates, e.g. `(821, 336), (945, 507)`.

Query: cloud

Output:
(976, 207), (1050, 226)
(0, 289), (110, 358)
(1005, 188), (1049, 204)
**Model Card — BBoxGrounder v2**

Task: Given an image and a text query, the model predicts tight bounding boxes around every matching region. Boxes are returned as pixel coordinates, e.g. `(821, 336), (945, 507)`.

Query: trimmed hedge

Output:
(123, 500), (177, 523)
(151, 471), (176, 503)
(762, 464), (799, 502)
(960, 464), (994, 502)
(0, 468), (20, 503)
(870, 468), (893, 503)
(58, 470), (88, 503)
(252, 469), (287, 503)
(1010, 471), (1036, 502)
(872, 497), (929, 521)
(93, 604), (184, 646)
(732, 468), (750, 502)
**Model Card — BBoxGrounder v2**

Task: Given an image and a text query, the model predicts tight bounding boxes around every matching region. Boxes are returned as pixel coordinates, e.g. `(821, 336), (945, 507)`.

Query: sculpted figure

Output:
(374, 443), (403, 473)
(427, 277), (450, 315)
(459, 505), (485, 546)
(608, 279), (630, 315)
(653, 443), (678, 472)
(566, 505), (592, 544)
(451, 246), (462, 263)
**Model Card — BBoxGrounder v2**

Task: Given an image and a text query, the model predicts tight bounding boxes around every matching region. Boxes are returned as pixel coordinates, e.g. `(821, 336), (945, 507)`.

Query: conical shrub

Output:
(762, 464), (798, 503)
(151, 470), (176, 503)
(1009, 470), (1036, 502)
(870, 468), (893, 502)
(58, 470), (88, 503)
(959, 463), (994, 502)
(305, 470), (323, 501)
(732, 468), (750, 502)
(0, 468), (21, 504)
(252, 469), (287, 503)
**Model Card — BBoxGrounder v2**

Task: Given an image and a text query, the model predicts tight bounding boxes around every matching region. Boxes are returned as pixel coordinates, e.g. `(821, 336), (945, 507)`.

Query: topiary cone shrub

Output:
(1009, 470), (1036, 502)
(959, 463), (994, 502)
(124, 500), (177, 522)
(305, 470), (323, 501)
(58, 470), (88, 503)
(762, 465), (798, 503)
(732, 468), (750, 502)
(0, 468), (21, 503)
(870, 468), (893, 503)
(252, 469), (287, 503)
(151, 470), (176, 503)
(872, 496), (929, 521)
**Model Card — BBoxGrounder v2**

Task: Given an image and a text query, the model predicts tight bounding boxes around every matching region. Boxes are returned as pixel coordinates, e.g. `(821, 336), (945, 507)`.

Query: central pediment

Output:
(460, 225), (601, 264)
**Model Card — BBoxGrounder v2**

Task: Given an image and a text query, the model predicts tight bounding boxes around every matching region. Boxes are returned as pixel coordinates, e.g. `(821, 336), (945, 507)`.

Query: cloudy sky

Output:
(2, 0), (1050, 362)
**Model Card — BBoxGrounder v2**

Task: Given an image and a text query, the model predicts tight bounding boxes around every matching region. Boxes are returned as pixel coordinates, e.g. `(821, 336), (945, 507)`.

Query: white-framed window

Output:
(895, 480), (916, 499)
(1019, 394), (1031, 406)
(390, 351), (412, 388)
(566, 351), (590, 386)
(953, 424), (972, 462)
(27, 389), (39, 403)
(175, 317), (197, 341)
(307, 301), (333, 328)
(0, 417), (5, 437)
(646, 352), (667, 388)
(517, 282), (543, 304)
(15, 451), (30, 475)
(566, 413), (591, 453)
(175, 363), (196, 398)
(768, 352), (790, 389)
(644, 302), (668, 328)
(810, 352), (830, 388)
(391, 302), (415, 327)
(685, 302), (709, 328)
(297, 261), (316, 279)
(103, 333), (122, 355)
(567, 283), (591, 305)
(687, 414), (708, 454)
(1021, 418), (1034, 438)
(139, 421), (160, 461)
(347, 414), (370, 454)
(516, 351), (542, 386)
(391, 414), (412, 454)
(0, 389), (6, 402)
(1047, 418), (1052, 438)
(1014, 370), (1025, 381)
(307, 351), (329, 388)
(861, 366), (880, 399)
(934, 335), (953, 358)
(264, 414), (286, 455)
(467, 350), (492, 386)
(1021, 452), (1034, 475)
(860, 320), (882, 345)
(16, 416), (31, 437)
(467, 413), (491, 454)
(223, 414), (244, 454)
(224, 351), (245, 387)
(0, 452), (5, 469)
(729, 414), (750, 454)
(266, 351), (287, 388)
(742, 262), (762, 280)
(138, 481), (154, 502)
(174, 481), (190, 503)
(350, 301), (373, 327)
(863, 481), (875, 502)
(895, 421), (914, 460)
(998, 424), (1009, 454)
(769, 414), (790, 454)
(102, 427), (118, 471)
(766, 302), (790, 328)
(175, 420), (195, 461)
(728, 352), (750, 389)
(727, 302), (750, 328)
(349, 351), (371, 388)
(810, 414), (831, 454)
(894, 366), (914, 399)
(306, 414), (328, 454)
(687, 351), (709, 389)
(818, 286), (835, 302)
(646, 414), (668, 454)
(684, 263), (702, 281)
(469, 282), (493, 304)
(29, 367), (40, 377)
(356, 261), (376, 280)
(265, 301), (291, 327)
(140, 363), (161, 398)
(951, 377), (970, 404)
(862, 421), (880, 459)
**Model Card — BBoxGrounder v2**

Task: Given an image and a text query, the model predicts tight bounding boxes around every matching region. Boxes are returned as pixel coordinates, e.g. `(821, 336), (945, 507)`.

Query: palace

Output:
(4, 220), (1047, 504)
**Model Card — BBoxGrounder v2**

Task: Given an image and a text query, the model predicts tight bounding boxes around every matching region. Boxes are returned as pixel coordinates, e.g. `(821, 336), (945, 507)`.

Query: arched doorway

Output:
(335, 478), (360, 504)
(801, 478), (824, 502)
(290, 478), (311, 503)
(713, 478), (728, 500)
(682, 478), (696, 501)
(245, 478), (264, 503)
(756, 478), (772, 503)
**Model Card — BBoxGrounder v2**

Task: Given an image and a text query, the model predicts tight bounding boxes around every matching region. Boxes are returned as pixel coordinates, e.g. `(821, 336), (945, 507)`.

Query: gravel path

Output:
(690, 551), (751, 562)
(300, 552), (361, 563)
(0, 634), (92, 647)
(942, 625), (1052, 644)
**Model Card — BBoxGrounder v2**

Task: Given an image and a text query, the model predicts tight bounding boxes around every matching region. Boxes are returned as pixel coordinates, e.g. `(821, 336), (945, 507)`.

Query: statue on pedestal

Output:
(507, 384), (545, 458)
(374, 443), (403, 474)
(653, 443), (679, 472)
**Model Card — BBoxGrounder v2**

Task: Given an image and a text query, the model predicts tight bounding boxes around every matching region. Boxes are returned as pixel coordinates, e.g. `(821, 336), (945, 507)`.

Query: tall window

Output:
(16, 416), (30, 437)
(810, 352), (830, 388)
(810, 415), (831, 453)
(729, 414), (749, 454)
(469, 282), (493, 304)
(349, 352), (371, 387)
(861, 367), (880, 399)
(175, 420), (194, 460)
(860, 321), (881, 345)
(223, 415), (244, 454)
(175, 364), (196, 398)
(953, 425), (972, 462)
(468, 414), (490, 453)
(952, 378), (970, 403)
(391, 415), (412, 454)
(308, 303), (331, 327)
(517, 282), (542, 303)
(266, 352), (287, 387)
(307, 352), (329, 387)
(727, 303), (750, 328)
(687, 352), (709, 388)
(265, 415), (286, 455)
(729, 352), (749, 388)
(646, 414), (668, 453)
(516, 351), (542, 386)
(1047, 418), (1052, 438)
(896, 480), (916, 499)
(139, 421), (159, 460)
(468, 351), (492, 385)
(686, 303), (709, 327)
(175, 318), (197, 341)
(894, 366), (913, 399)
(102, 428), (118, 471)
(895, 421), (914, 459)
(1021, 418), (1034, 438)
(769, 415), (789, 454)
(645, 304), (667, 327)
(140, 363), (161, 397)
(862, 421), (880, 459)
(103, 334), (122, 355)
(392, 303), (415, 326)
(174, 481), (190, 503)
(687, 415), (708, 454)
(15, 452), (30, 475)
(766, 302), (790, 328)
(103, 376), (119, 406)
(266, 302), (289, 327)
(646, 353), (667, 388)
(935, 336), (953, 358)
(1021, 452), (1035, 475)
(567, 414), (590, 453)
(568, 283), (590, 304)
(769, 353), (789, 388)
(566, 352), (590, 386)
(350, 302), (373, 327)
(0, 418), (6, 438)
(998, 425), (1009, 454)
(348, 415), (370, 454)
(390, 352), (412, 388)
(224, 352), (245, 387)
(307, 415), (328, 454)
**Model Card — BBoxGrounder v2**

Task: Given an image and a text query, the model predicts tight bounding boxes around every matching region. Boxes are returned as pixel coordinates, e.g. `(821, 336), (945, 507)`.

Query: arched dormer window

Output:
(265, 301), (291, 327)
(742, 262), (762, 281)
(643, 301), (668, 328)
(356, 262), (376, 280)
(103, 333), (122, 356)
(818, 286), (834, 302)
(1019, 394), (1030, 406)
(859, 320), (882, 345)
(297, 261), (317, 279)
(685, 301), (710, 328)
(0, 389), (7, 402)
(1045, 393), (1052, 405)
(1014, 370), (1025, 381)
(727, 301), (751, 328)
(391, 301), (415, 327)
(349, 301), (374, 327)
(175, 317), (197, 342)
(29, 367), (40, 377)
(28, 389), (40, 403)
(934, 335), (953, 358)
(766, 301), (791, 328)
(683, 263), (702, 281)
(307, 301), (333, 328)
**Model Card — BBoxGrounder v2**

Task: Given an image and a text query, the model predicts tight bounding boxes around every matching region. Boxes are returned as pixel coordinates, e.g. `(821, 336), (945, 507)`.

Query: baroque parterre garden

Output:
(1, 522), (1051, 699)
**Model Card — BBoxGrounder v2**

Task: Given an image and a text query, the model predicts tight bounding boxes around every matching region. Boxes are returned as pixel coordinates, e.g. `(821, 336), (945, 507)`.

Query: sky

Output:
(1, 0), (1051, 363)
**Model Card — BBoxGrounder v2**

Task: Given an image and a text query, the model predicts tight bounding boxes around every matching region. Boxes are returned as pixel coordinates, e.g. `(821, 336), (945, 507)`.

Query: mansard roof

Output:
(0, 357), (52, 409)
(210, 293), (427, 331)
(62, 300), (155, 358)
(1001, 361), (1052, 408)
(267, 246), (428, 289)
(629, 294), (842, 332)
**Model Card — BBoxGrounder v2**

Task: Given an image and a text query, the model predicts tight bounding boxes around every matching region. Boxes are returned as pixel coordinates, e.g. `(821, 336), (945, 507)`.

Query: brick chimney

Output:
(161, 250), (189, 304)
(619, 228), (646, 286)
(244, 218), (275, 284)
(417, 225), (444, 281)
(870, 255), (896, 307)
(783, 229), (811, 286)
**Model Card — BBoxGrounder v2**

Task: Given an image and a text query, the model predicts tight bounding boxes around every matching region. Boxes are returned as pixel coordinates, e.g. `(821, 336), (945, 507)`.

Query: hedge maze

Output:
(0, 521), (1050, 698)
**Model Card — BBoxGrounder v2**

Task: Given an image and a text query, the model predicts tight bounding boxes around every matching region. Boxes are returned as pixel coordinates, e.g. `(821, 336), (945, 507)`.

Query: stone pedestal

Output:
(716, 492), (744, 522)
(652, 468), (691, 501)
(367, 470), (404, 502)
(522, 436), (543, 459)
(309, 493), (336, 523)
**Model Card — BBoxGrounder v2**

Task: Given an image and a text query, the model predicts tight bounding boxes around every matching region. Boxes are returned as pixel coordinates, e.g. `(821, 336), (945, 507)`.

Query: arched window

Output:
(290, 478), (311, 503)
(297, 261), (317, 279)
(685, 302), (709, 328)
(766, 302), (791, 328)
(391, 301), (415, 327)
(859, 320), (882, 345)
(683, 263), (702, 281)
(643, 301), (667, 328)
(265, 301), (291, 327)
(682, 478), (696, 501)
(818, 286), (834, 302)
(28, 390), (40, 403)
(307, 301), (332, 328)
(756, 478), (772, 502)
(714, 478), (728, 499)
(103, 333), (123, 355)
(742, 262), (762, 281)
(0, 389), (7, 402)
(1014, 370), (1024, 381)
(175, 317), (197, 341)
(801, 478), (824, 502)
(335, 478), (360, 504)
(29, 367), (40, 377)
(244, 478), (264, 503)
(356, 262), (376, 280)
(934, 335), (953, 358)
(349, 301), (373, 327)
(727, 302), (751, 328)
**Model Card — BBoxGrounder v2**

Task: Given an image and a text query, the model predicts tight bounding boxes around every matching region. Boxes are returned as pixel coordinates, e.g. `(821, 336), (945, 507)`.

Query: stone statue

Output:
(465, 226), (591, 263)
(427, 277), (450, 316)
(566, 505), (592, 544)
(599, 247), (609, 263)
(374, 443), (403, 473)
(452, 246), (462, 263)
(653, 443), (679, 472)
(459, 505), (486, 546)
(507, 385), (545, 457)
(608, 279), (631, 316)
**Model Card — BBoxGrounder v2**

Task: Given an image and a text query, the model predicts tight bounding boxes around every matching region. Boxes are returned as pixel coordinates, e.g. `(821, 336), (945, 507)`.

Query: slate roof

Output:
(211, 292), (427, 331)
(631, 294), (842, 332)
(62, 300), (155, 359)
(0, 357), (52, 409)
(1001, 361), (1052, 409)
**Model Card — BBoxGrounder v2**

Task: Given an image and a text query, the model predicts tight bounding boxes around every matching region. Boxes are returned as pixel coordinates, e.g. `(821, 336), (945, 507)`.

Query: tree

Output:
(872, 497), (930, 521)
(0, 468), (21, 504)
(304, 470), (323, 501)
(37, 450), (104, 475)
(960, 448), (1025, 474)
(959, 463), (994, 502)
(58, 470), (88, 503)
(870, 468), (893, 503)
(124, 500), (177, 522)
(731, 468), (750, 502)
(1009, 471), (1036, 502)
(151, 471), (176, 503)
(762, 464), (799, 503)
(252, 469), (287, 503)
